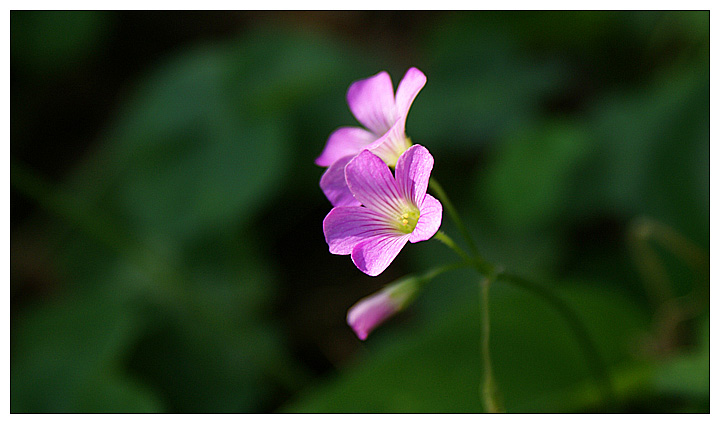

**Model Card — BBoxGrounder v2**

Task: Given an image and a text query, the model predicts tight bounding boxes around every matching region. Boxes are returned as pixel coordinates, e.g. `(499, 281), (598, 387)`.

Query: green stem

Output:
(434, 224), (615, 408)
(480, 275), (504, 412)
(497, 272), (616, 406)
(434, 230), (503, 411)
(433, 230), (473, 264)
(429, 178), (480, 258)
(435, 231), (496, 276)
(419, 261), (470, 283)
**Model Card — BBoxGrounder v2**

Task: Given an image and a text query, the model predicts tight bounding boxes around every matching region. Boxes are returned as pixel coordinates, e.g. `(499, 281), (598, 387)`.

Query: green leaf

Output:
(283, 281), (648, 412)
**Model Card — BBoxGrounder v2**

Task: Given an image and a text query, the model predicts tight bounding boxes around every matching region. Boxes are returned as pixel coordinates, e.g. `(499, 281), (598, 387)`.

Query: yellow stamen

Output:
(395, 207), (420, 233)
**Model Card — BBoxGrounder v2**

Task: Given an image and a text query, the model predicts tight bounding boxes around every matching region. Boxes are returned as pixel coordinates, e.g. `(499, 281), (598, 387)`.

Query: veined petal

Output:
(395, 144), (434, 206)
(351, 234), (410, 276)
(345, 150), (404, 217)
(347, 71), (397, 135)
(319, 156), (361, 207)
(323, 206), (395, 255)
(394, 67), (427, 120)
(315, 127), (376, 167)
(409, 194), (442, 243)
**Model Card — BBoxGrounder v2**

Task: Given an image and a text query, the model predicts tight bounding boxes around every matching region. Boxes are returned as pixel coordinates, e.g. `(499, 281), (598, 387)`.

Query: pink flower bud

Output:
(347, 277), (420, 340)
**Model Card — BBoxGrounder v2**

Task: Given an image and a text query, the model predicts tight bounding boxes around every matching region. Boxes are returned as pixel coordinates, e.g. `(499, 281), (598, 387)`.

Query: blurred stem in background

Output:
(496, 272), (616, 407)
(628, 217), (710, 355)
(431, 178), (615, 411)
(629, 216), (709, 307)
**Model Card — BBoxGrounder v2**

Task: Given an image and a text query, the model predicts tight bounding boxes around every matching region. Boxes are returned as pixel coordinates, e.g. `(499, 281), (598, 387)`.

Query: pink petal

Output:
(409, 194), (442, 243)
(323, 206), (395, 255)
(394, 67), (427, 120)
(365, 119), (410, 167)
(345, 150), (404, 217)
(346, 292), (398, 340)
(315, 127), (377, 167)
(319, 156), (361, 207)
(351, 234), (410, 276)
(395, 144), (434, 206)
(346, 71), (397, 136)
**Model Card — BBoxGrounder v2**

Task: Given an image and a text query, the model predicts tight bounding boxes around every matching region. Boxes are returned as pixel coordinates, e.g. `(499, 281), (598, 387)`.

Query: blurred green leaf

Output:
(412, 13), (567, 149)
(126, 318), (292, 413)
(11, 289), (160, 412)
(283, 281), (648, 412)
(578, 62), (708, 231)
(51, 213), (304, 412)
(479, 121), (591, 230)
(26, 28), (366, 412)
(75, 371), (163, 413)
(106, 44), (291, 243)
(62, 28), (369, 245)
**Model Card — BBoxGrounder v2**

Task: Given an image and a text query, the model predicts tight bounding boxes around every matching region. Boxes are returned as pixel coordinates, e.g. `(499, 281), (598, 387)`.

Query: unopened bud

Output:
(347, 276), (421, 340)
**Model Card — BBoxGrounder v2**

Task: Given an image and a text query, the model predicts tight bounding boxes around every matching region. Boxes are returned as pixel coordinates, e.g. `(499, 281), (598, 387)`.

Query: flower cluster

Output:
(316, 67), (428, 207)
(316, 68), (442, 339)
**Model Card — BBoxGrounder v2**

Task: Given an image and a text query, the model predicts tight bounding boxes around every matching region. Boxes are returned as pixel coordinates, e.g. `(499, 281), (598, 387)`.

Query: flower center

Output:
(395, 207), (420, 234)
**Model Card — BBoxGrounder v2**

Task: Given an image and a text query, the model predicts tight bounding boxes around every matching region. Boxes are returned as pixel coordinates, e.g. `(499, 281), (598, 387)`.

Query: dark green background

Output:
(11, 11), (709, 413)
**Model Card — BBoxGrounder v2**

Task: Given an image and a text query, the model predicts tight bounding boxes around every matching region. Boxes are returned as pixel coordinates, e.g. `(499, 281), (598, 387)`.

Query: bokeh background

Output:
(11, 11), (709, 413)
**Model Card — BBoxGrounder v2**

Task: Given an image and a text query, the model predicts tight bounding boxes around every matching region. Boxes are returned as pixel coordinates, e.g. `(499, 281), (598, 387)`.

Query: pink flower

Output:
(323, 145), (442, 276)
(347, 277), (420, 340)
(316, 68), (427, 207)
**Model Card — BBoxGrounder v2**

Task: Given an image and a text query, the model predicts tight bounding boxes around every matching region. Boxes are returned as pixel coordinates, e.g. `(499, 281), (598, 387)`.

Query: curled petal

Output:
(346, 292), (398, 340)
(347, 71), (397, 135)
(395, 144), (434, 206)
(351, 234), (410, 277)
(315, 127), (376, 167)
(319, 156), (361, 207)
(323, 206), (395, 255)
(345, 150), (404, 216)
(409, 194), (442, 243)
(394, 67), (427, 120)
